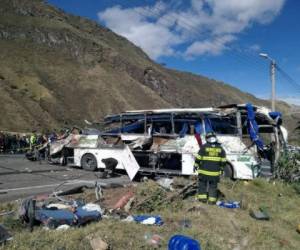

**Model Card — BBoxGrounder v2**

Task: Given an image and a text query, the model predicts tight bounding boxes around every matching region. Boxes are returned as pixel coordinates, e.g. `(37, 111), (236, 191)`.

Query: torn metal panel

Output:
(73, 145), (140, 180)
(49, 135), (73, 155)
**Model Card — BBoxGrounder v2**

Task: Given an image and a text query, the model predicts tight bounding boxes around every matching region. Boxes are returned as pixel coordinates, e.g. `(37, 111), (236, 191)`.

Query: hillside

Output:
(0, 0), (297, 137)
(1, 178), (300, 249)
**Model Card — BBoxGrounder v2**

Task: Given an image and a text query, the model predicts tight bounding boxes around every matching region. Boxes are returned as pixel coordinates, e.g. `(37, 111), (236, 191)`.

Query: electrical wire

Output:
(276, 64), (300, 92)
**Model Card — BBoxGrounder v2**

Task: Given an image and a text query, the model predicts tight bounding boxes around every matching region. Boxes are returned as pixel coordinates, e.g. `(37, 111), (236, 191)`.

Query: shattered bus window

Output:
(208, 115), (238, 135)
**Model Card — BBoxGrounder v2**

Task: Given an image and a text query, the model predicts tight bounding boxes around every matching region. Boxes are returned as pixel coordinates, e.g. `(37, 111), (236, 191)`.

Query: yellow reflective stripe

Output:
(195, 155), (202, 160)
(202, 156), (221, 161)
(197, 194), (207, 199)
(221, 158), (227, 162)
(208, 197), (217, 202)
(197, 169), (221, 176)
(202, 156), (225, 162)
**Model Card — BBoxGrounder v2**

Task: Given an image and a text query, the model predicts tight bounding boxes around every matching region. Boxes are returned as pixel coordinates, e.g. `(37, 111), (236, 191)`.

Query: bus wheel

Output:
(81, 153), (97, 171)
(223, 163), (233, 179)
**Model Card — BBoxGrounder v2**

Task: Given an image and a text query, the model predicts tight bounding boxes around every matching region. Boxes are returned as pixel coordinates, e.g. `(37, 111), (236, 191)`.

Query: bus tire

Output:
(81, 153), (97, 171)
(223, 163), (234, 179)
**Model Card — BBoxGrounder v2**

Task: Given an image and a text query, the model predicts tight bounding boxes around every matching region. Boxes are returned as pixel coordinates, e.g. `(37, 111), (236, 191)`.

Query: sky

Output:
(47, 0), (300, 106)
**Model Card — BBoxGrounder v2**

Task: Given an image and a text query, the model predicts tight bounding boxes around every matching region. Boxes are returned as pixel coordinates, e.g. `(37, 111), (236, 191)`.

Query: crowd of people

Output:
(0, 132), (53, 154)
(0, 132), (30, 153)
(0, 128), (79, 154)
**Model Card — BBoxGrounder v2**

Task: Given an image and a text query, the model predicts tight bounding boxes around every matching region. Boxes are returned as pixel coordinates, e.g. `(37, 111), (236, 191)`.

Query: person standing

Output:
(30, 132), (37, 151)
(194, 132), (226, 204)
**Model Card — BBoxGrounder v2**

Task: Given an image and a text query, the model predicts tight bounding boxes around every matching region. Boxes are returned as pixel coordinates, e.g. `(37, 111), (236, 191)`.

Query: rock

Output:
(88, 237), (109, 250)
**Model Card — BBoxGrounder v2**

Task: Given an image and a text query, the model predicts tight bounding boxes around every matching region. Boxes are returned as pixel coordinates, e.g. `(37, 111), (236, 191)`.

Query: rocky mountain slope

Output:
(0, 0), (297, 137)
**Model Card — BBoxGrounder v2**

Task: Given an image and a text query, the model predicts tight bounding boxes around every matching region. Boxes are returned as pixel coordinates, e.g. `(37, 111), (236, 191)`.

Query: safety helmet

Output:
(205, 132), (217, 144)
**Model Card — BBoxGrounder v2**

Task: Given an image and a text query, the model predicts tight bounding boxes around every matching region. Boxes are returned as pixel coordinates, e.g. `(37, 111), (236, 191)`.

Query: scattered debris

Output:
(216, 201), (240, 209)
(0, 224), (12, 244)
(113, 192), (134, 210)
(46, 204), (72, 210)
(56, 224), (70, 231)
(55, 185), (87, 196)
(124, 196), (135, 213)
(144, 233), (163, 248)
(168, 235), (201, 250)
(133, 215), (164, 226)
(156, 178), (174, 191)
(95, 181), (103, 201)
(19, 198), (102, 230)
(249, 208), (270, 220)
(82, 203), (102, 214)
(122, 215), (135, 223)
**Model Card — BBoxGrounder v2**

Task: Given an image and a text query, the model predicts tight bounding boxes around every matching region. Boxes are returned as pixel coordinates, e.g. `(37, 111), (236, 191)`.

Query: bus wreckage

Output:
(30, 103), (287, 180)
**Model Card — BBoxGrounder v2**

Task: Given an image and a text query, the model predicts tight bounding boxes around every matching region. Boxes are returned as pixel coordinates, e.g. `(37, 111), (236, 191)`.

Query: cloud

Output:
(249, 44), (261, 52)
(185, 35), (236, 58)
(98, 0), (286, 60)
(98, 4), (182, 59)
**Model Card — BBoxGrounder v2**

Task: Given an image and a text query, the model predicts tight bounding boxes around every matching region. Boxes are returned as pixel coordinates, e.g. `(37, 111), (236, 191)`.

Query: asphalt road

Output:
(0, 154), (131, 202)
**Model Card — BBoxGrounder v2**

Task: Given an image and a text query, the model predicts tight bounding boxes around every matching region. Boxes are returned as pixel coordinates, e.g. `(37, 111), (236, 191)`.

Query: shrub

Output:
(275, 152), (300, 182)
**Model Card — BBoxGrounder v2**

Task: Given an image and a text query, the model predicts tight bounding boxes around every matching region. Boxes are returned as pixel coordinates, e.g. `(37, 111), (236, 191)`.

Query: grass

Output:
(0, 178), (299, 250)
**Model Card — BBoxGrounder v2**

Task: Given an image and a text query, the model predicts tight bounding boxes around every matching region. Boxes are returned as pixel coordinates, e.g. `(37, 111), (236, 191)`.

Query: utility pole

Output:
(270, 59), (276, 111)
(260, 53), (276, 111)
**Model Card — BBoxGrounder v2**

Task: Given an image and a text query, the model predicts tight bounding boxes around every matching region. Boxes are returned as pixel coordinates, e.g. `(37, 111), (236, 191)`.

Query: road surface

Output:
(0, 154), (131, 202)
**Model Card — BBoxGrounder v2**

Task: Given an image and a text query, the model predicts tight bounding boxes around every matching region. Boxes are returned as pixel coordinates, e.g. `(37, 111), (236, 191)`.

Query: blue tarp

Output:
(204, 118), (214, 133)
(35, 209), (76, 228)
(195, 121), (203, 134)
(246, 103), (264, 150)
(35, 206), (101, 228)
(133, 215), (164, 226)
(216, 201), (240, 209)
(269, 111), (282, 125)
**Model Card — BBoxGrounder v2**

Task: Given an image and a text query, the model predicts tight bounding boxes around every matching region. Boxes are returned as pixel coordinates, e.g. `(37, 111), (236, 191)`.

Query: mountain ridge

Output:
(0, 0), (297, 142)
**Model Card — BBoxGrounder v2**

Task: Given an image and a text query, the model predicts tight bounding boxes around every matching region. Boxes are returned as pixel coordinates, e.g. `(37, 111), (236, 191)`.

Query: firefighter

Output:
(194, 132), (226, 204)
(29, 132), (37, 151)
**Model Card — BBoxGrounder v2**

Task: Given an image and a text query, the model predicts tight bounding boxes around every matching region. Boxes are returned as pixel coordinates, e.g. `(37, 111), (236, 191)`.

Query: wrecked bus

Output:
(39, 104), (287, 180)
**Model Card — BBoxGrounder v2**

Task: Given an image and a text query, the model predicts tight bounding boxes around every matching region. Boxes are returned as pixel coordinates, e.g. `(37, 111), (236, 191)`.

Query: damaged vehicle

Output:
(29, 103), (287, 180)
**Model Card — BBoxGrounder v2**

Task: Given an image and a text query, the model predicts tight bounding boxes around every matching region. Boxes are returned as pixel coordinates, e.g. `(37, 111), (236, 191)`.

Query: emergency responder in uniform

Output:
(194, 132), (226, 204)
(30, 132), (37, 151)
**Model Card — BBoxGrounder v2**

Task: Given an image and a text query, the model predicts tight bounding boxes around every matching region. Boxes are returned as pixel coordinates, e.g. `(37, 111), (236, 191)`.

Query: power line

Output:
(276, 64), (300, 92)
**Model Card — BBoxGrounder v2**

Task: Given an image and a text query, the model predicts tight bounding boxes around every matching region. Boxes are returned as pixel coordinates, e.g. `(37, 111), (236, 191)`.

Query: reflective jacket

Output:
(194, 142), (226, 178)
(30, 135), (36, 145)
